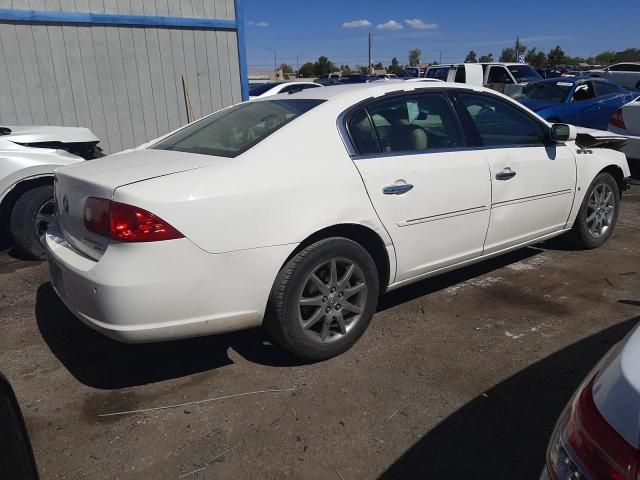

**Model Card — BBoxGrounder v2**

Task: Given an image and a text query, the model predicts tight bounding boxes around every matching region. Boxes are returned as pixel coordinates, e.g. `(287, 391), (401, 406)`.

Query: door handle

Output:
(495, 168), (517, 181)
(383, 184), (414, 195)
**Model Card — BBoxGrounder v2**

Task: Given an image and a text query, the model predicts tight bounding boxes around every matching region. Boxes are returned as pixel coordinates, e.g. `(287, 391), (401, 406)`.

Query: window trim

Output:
(338, 89), (471, 159)
(450, 90), (553, 149)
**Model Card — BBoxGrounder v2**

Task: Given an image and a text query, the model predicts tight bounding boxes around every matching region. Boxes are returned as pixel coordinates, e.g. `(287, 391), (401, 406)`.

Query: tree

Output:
(299, 62), (315, 78)
(357, 65), (369, 74)
(279, 63), (293, 74)
(595, 50), (617, 65)
(499, 48), (516, 63)
(409, 48), (422, 67)
(387, 57), (404, 75)
(339, 64), (351, 75)
(525, 48), (547, 68)
(373, 62), (384, 70)
(464, 50), (477, 63)
(478, 53), (494, 63)
(313, 56), (336, 76)
(547, 46), (566, 66)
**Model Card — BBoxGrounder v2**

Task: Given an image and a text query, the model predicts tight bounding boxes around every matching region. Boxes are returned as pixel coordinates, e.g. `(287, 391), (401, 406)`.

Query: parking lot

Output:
(0, 185), (637, 479)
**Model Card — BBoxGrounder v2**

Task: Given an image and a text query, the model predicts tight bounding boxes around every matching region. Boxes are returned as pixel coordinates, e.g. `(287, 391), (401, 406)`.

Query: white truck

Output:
(426, 62), (542, 94)
(0, 125), (103, 259)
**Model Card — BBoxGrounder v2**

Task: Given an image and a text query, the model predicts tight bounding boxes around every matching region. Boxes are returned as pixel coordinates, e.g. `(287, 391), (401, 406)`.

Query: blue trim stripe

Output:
(234, 0), (249, 101)
(0, 8), (237, 30)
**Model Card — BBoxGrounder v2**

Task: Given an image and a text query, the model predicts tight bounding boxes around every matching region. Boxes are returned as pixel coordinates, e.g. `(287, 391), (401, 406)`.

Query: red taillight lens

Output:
(610, 109), (627, 130)
(84, 197), (183, 242)
(549, 378), (640, 480)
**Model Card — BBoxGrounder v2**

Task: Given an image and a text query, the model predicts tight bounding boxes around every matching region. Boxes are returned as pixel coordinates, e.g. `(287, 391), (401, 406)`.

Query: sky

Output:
(243, 0), (640, 71)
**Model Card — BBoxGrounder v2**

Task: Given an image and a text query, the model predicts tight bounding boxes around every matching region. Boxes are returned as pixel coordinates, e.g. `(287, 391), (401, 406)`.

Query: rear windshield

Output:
(516, 81), (574, 103)
(426, 67), (450, 80)
(507, 65), (542, 83)
(153, 99), (324, 158)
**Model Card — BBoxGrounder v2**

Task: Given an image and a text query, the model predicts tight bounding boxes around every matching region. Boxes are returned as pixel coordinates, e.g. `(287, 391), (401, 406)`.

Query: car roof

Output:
(252, 81), (494, 104)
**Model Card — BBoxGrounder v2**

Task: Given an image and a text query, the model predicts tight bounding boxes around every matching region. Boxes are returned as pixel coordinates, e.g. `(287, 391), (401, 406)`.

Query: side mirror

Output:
(0, 374), (39, 479)
(550, 123), (577, 142)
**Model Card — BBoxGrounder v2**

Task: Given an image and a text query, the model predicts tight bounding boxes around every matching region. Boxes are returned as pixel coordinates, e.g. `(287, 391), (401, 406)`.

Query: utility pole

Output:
(267, 47), (277, 72)
(368, 32), (372, 74)
(433, 49), (447, 64)
(515, 37), (520, 62)
(296, 52), (304, 76)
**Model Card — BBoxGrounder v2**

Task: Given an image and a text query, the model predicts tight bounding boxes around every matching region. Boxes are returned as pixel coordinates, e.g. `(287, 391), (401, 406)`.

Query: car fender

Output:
(566, 146), (631, 227)
(0, 160), (80, 204)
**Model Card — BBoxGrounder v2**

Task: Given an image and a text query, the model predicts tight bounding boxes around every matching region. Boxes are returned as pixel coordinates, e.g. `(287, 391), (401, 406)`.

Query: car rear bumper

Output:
(45, 222), (294, 343)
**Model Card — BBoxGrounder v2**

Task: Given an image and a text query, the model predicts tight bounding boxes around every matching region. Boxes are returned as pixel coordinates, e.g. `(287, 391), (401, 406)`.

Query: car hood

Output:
(520, 99), (561, 112)
(574, 127), (629, 150)
(593, 323), (640, 449)
(1, 125), (99, 143)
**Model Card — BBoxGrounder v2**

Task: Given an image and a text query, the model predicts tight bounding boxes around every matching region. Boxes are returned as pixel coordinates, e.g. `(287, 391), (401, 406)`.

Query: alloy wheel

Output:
(586, 183), (615, 238)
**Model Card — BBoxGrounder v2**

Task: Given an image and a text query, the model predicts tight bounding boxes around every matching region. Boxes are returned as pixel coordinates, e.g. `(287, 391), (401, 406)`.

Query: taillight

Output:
(84, 197), (183, 242)
(547, 377), (640, 480)
(610, 109), (627, 130)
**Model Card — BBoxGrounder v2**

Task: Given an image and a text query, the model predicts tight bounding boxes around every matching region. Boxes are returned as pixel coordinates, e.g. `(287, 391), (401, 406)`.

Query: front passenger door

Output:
(456, 92), (577, 253)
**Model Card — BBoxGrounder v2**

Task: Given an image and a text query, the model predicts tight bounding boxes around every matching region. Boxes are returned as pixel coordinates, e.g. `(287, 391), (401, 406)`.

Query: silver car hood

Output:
(0, 125), (99, 144)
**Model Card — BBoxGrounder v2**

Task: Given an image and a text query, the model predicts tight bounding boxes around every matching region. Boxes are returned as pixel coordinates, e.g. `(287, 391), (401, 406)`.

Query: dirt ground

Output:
(0, 186), (639, 480)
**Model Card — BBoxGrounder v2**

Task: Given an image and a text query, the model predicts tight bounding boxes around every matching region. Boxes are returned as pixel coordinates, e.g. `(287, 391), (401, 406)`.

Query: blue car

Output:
(515, 77), (638, 130)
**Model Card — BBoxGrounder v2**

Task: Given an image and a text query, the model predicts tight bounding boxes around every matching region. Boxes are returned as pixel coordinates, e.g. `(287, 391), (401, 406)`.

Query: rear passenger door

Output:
(345, 92), (491, 283)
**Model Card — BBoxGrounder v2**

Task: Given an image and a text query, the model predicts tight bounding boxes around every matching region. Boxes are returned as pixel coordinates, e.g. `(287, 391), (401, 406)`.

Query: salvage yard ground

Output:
(1, 185), (639, 480)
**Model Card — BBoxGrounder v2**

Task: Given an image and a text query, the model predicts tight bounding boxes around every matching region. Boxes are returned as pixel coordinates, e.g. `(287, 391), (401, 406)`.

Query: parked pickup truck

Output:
(429, 62), (543, 94)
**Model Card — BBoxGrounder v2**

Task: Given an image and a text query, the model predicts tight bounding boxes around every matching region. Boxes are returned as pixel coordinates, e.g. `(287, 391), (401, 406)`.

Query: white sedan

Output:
(46, 82), (631, 360)
(609, 96), (640, 162)
(0, 125), (102, 259)
(540, 322), (640, 480)
(248, 81), (322, 100)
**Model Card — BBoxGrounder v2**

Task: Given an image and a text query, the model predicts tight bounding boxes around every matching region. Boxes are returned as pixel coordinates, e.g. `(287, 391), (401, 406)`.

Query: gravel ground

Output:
(0, 185), (638, 480)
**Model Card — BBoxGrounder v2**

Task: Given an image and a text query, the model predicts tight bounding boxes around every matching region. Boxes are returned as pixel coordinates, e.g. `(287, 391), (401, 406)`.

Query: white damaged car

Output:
(45, 83), (631, 360)
(0, 125), (103, 259)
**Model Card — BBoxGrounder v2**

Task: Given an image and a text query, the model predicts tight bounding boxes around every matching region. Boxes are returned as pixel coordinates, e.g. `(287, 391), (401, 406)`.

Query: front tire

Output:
(9, 185), (55, 260)
(568, 173), (620, 249)
(265, 237), (380, 361)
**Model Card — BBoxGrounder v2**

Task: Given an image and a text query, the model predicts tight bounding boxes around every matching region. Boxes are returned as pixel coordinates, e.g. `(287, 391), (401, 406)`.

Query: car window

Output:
(594, 81), (621, 97)
(362, 93), (463, 153)
(459, 93), (546, 146)
(487, 66), (514, 84)
(507, 65), (542, 83)
(454, 67), (466, 83)
(625, 64), (640, 72)
(572, 82), (596, 102)
(517, 81), (573, 103)
(248, 83), (281, 96)
(348, 110), (380, 155)
(609, 64), (637, 72)
(153, 99), (324, 158)
(426, 67), (449, 80)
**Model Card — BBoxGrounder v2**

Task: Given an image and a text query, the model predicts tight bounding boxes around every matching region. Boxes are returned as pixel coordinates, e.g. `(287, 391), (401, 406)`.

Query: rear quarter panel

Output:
(112, 100), (392, 255)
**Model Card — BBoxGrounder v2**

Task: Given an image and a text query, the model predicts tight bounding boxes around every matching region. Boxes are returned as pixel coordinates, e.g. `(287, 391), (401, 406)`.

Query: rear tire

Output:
(9, 185), (54, 260)
(265, 237), (379, 361)
(568, 173), (619, 249)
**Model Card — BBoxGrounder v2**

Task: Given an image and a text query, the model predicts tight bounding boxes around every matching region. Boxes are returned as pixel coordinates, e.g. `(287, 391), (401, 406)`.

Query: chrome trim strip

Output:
(492, 189), (573, 209)
(398, 205), (488, 227)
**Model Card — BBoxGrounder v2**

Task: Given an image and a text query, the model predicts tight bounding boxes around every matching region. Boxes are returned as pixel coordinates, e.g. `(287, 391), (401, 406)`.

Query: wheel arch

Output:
(599, 164), (626, 198)
(283, 224), (392, 291)
(0, 176), (54, 233)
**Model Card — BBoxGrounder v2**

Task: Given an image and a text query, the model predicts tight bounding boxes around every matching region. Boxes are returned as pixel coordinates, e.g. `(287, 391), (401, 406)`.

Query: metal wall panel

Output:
(0, 0), (242, 153)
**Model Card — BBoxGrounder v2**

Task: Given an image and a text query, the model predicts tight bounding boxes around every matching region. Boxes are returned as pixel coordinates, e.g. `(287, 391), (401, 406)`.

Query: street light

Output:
(266, 48), (277, 72)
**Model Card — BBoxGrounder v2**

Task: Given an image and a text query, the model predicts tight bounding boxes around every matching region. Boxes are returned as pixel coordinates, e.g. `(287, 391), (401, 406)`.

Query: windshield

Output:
(249, 83), (281, 96)
(153, 99), (324, 158)
(426, 67), (450, 80)
(507, 65), (542, 83)
(516, 81), (574, 103)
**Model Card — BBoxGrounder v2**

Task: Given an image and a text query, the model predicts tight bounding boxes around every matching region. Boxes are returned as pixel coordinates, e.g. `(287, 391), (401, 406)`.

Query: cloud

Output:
(342, 19), (372, 28)
(377, 20), (403, 31)
(248, 21), (269, 27)
(405, 19), (438, 30)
